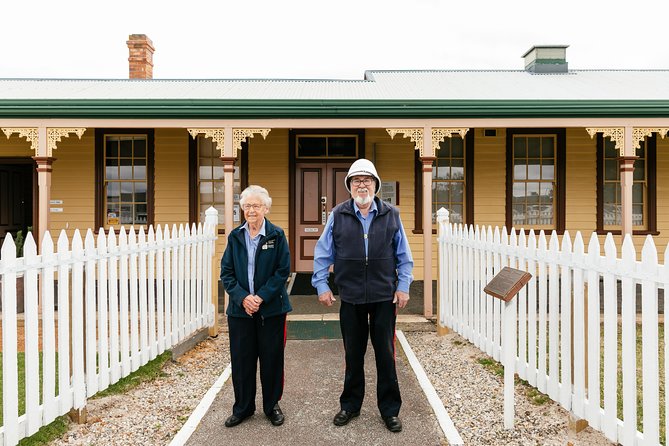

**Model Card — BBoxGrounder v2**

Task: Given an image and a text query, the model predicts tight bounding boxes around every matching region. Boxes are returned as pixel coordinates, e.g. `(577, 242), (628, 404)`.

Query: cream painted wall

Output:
(565, 128), (597, 233)
(473, 128), (506, 228)
(154, 129), (190, 227)
(48, 133), (96, 237)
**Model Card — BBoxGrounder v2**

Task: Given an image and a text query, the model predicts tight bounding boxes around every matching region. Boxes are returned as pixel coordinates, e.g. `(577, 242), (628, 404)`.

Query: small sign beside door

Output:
(304, 228), (319, 233)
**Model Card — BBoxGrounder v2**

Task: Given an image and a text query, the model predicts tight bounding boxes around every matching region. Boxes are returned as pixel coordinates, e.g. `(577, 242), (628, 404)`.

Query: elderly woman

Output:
(220, 185), (292, 428)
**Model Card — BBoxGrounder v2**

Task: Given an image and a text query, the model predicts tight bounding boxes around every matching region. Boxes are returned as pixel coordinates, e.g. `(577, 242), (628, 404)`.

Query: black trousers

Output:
(339, 300), (401, 417)
(228, 313), (287, 417)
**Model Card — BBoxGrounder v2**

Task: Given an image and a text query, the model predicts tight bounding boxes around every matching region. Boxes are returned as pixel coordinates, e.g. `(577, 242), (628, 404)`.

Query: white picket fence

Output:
(437, 208), (668, 446)
(0, 209), (218, 446)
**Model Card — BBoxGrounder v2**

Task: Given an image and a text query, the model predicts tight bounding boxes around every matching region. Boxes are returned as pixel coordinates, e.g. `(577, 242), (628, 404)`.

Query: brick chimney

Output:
(126, 34), (155, 79)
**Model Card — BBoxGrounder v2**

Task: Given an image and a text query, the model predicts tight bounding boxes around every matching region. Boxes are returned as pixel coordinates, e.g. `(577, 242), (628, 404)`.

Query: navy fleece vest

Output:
(332, 198), (399, 304)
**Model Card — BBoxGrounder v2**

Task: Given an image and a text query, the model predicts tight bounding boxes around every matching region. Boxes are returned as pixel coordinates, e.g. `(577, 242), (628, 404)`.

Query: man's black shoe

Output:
(224, 413), (249, 428)
(267, 404), (285, 426)
(333, 409), (360, 426)
(382, 416), (402, 432)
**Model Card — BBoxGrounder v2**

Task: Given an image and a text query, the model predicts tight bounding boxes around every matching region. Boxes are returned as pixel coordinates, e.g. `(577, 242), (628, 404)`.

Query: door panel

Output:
(294, 162), (350, 272)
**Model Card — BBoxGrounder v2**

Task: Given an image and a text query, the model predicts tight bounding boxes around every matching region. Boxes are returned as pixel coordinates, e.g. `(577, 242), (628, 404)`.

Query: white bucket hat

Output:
(345, 158), (381, 194)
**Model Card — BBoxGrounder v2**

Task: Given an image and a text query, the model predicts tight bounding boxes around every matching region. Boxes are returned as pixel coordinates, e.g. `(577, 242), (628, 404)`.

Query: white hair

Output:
(239, 185), (272, 209)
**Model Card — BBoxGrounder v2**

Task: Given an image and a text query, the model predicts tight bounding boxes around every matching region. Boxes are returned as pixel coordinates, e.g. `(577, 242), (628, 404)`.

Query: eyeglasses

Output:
(350, 178), (374, 186)
(242, 203), (264, 211)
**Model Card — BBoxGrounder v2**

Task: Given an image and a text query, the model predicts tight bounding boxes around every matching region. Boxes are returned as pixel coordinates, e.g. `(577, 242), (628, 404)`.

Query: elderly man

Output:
(312, 158), (414, 433)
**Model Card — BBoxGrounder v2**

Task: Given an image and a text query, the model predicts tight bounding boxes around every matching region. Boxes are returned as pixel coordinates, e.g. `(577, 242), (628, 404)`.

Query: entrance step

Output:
(287, 314), (436, 333)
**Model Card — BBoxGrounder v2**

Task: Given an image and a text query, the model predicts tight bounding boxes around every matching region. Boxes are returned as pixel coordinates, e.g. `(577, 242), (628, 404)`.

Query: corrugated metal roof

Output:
(1, 69), (669, 101)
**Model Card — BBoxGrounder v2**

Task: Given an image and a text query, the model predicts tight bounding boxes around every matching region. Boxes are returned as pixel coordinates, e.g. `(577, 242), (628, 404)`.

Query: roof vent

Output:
(522, 45), (568, 73)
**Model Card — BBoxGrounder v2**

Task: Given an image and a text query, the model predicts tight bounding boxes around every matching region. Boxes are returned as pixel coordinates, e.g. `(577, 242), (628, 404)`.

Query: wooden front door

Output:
(0, 163), (34, 247)
(294, 162), (350, 272)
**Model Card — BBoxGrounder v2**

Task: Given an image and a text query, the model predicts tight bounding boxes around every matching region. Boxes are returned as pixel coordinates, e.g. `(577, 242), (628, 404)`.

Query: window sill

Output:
(595, 229), (660, 236)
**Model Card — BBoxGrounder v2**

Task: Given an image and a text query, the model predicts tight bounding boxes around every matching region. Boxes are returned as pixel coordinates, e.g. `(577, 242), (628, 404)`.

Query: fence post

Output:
(436, 207), (450, 336)
(205, 207), (219, 336)
(502, 296), (517, 429)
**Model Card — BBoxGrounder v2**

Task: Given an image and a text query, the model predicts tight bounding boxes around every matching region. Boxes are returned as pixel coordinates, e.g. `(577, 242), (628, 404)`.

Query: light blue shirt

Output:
(311, 199), (414, 296)
(242, 219), (266, 295)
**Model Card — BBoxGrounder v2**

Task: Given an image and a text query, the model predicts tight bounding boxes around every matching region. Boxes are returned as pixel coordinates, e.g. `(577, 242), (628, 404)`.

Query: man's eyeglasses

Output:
(350, 178), (374, 186)
(242, 203), (264, 211)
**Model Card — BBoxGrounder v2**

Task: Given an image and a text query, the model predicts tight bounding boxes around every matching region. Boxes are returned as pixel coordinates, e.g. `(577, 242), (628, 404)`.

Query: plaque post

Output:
(484, 266), (532, 429)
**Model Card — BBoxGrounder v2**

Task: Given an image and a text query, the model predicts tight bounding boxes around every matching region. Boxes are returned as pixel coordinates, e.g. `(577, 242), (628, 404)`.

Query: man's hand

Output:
(393, 290), (410, 309)
(318, 290), (336, 307)
(243, 294), (262, 315)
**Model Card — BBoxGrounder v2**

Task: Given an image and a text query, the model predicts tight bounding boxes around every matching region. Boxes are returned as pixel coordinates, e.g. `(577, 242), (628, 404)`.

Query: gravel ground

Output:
(48, 324), (615, 446)
(50, 324), (230, 446)
(405, 331), (615, 446)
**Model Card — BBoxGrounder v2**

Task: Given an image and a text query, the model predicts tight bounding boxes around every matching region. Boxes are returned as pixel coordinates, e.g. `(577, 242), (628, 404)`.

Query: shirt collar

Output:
(353, 198), (377, 217)
(241, 219), (267, 238)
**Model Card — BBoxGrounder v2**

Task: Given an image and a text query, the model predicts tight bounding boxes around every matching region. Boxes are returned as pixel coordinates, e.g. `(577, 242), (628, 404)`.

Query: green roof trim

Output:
(0, 99), (668, 118)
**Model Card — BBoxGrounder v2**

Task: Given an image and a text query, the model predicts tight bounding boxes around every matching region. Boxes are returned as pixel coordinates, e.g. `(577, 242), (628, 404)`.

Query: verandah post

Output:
(436, 207), (450, 336)
(205, 207), (219, 336)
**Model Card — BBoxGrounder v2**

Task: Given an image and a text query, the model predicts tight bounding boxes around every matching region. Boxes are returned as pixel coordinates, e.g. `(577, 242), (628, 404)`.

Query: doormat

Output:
(287, 320), (341, 340)
(289, 273), (338, 296)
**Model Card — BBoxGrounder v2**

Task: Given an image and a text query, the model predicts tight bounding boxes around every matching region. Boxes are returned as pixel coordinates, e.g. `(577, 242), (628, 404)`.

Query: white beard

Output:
(354, 195), (373, 206)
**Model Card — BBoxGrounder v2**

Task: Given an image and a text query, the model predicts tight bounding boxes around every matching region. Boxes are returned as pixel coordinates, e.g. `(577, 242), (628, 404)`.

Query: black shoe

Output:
(224, 413), (249, 428)
(267, 404), (285, 426)
(382, 416), (402, 432)
(333, 409), (360, 426)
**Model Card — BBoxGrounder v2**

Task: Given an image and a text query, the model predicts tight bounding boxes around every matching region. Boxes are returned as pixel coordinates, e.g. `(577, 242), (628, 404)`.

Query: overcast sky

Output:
(2, 0), (668, 80)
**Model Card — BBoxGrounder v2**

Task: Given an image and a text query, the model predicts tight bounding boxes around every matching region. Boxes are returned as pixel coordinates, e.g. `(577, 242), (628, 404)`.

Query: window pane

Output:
(604, 204), (620, 225)
(120, 158), (133, 180)
(542, 137), (555, 157)
(604, 160), (618, 181)
(632, 183), (644, 203)
(512, 204), (525, 225)
(451, 183), (463, 202)
(212, 165), (224, 180)
(451, 166), (464, 180)
(633, 204), (644, 226)
(135, 182), (147, 202)
(539, 183), (553, 203)
(106, 140), (118, 158)
(514, 164), (526, 180)
(214, 182), (225, 203)
(200, 182), (214, 204)
(134, 139), (146, 158)
(119, 138), (133, 157)
(107, 182), (120, 201)
(434, 166), (450, 180)
(120, 204), (133, 224)
(106, 165), (119, 181)
(526, 182), (539, 199)
(328, 137), (357, 157)
(450, 205), (463, 224)
(527, 137), (541, 157)
(135, 204), (147, 224)
(527, 159), (541, 180)
(133, 165), (146, 180)
(120, 182), (133, 202)
(297, 137), (327, 157)
(604, 140), (617, 158)
(514, 138), (526, 158)
(541, 159), (554, 180)
(512, 183), (525, 202)
(633, 160), (645, 181)
(451, 138), (464, 157)
(199, 164), (212, 180)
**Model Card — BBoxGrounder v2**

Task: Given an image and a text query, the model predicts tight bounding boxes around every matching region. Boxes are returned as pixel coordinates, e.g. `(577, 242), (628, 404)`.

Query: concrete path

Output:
(183, 339), (447, 446)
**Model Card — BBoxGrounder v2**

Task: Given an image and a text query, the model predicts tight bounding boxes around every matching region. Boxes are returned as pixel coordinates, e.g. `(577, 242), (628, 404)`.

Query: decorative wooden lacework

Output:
(432, 128), (469, 157)
(232, 129), (271, 158)
(2, 127), (39, 152)
(586, 127), (625, 156)
(632, 128), (669, 150)
(188, 128), (226, 157)
(386, 128), (424, 155)
(46, 128), (86, 156)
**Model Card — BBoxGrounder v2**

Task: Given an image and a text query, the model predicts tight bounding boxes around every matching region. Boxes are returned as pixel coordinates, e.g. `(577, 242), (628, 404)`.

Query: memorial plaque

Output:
(484, 267), (532, 302)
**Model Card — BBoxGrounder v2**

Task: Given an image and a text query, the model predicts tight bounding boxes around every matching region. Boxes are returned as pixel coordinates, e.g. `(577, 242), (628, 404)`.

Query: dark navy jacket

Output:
(332, 198), (400, 304)
(220, 218), (292, 318)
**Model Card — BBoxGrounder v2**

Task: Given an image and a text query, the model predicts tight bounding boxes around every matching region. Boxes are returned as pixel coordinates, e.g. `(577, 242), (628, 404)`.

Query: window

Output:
(414, 130), (473, 231)
(596, 134), (656, 233)
(296, 135), (358, 158)
(506, 129), (565, 232)
(189, 135), (247, 230)
(433, 136), (466, 224)
(96, 129), (154, 229)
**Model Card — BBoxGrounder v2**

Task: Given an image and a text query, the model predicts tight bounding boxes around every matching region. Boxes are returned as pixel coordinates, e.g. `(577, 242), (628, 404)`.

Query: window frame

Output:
(95, 129), (155, 231)
(505, 128), (566, 233)
(188, 136), (248, 234)
(414, 130), (474, 233)
(595, 133), (657, 235)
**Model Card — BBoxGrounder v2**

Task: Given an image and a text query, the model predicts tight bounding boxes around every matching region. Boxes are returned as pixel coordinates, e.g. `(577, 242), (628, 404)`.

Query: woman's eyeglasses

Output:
(350, 178), (374, 186)
(242, 203), (264, 211)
